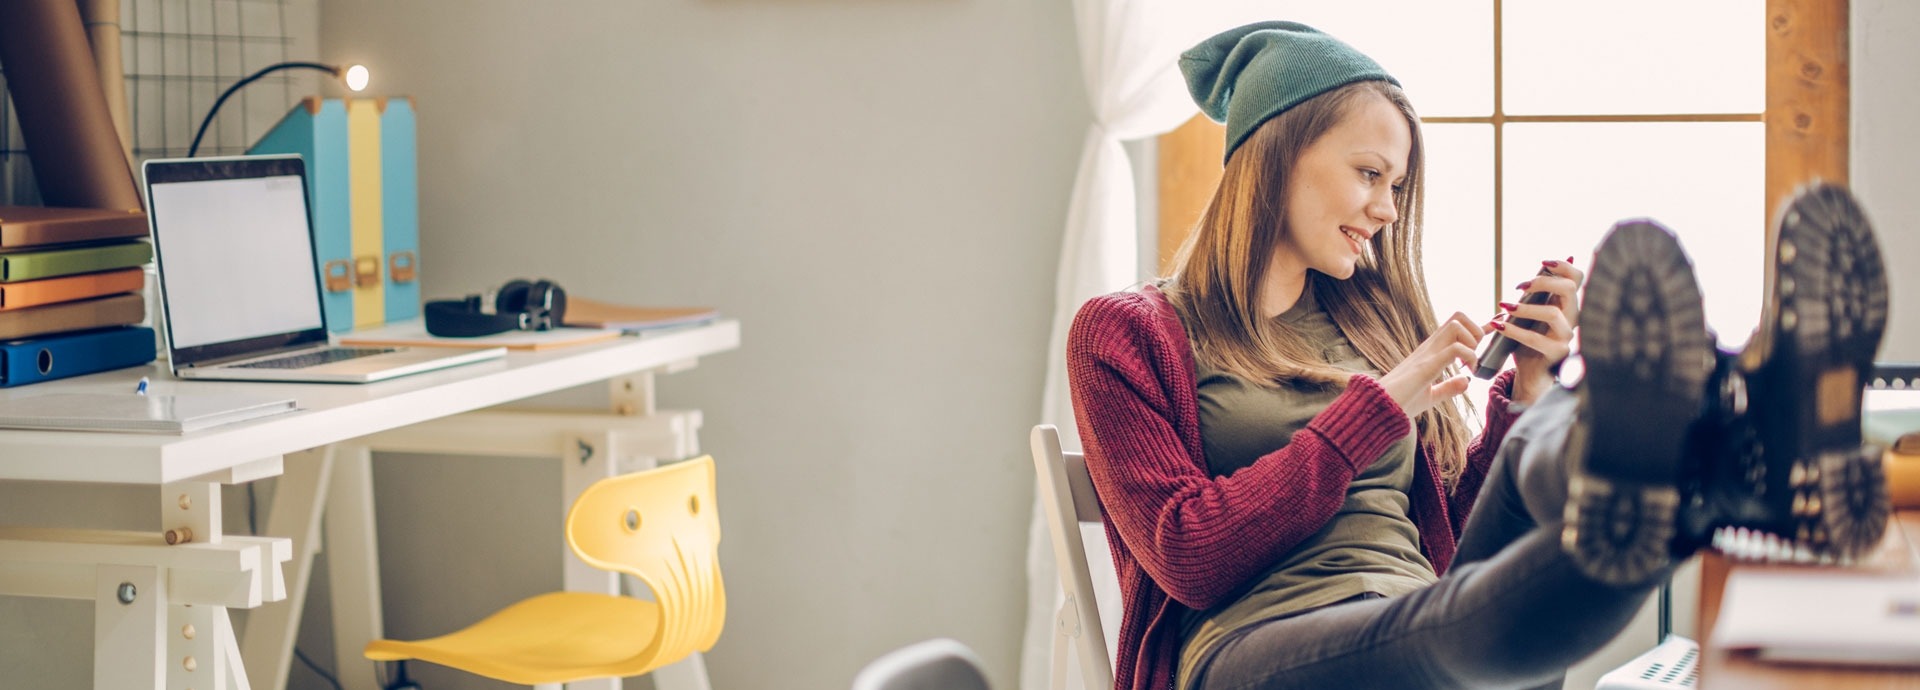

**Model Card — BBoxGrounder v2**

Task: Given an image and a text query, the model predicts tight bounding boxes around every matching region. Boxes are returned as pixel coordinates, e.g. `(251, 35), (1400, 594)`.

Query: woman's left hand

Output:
(1490, 257), (1584, 404)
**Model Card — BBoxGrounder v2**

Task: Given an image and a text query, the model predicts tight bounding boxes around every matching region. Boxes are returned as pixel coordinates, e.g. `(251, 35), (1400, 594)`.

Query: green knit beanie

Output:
(1180, 21), (1400, 164)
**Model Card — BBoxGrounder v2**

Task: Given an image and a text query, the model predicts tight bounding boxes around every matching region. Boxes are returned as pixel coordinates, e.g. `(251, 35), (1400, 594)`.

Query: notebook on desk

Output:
(142, 155), (504, 383)
(1713, 569), (1920, 667)
(1711, 512), (1920, 668)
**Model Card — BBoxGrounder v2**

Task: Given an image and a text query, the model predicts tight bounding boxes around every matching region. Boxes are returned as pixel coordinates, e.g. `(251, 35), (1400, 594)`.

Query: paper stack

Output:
(0, 391), (296, 434)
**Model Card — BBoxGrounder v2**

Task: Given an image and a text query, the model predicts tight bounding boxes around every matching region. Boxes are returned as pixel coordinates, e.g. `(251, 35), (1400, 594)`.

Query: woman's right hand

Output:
(1376, 312), (1485, 417)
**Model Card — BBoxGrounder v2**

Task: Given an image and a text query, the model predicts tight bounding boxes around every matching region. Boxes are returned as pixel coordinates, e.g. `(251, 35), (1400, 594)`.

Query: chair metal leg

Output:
(1050, 623), (1069, 690)
(650, 651), (715, 690)
(325, 445), (386, 690)
(243, 447), (335, 690)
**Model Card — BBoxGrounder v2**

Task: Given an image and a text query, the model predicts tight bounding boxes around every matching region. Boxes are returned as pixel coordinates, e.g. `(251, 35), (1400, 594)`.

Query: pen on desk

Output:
(135, 377), (148, 396)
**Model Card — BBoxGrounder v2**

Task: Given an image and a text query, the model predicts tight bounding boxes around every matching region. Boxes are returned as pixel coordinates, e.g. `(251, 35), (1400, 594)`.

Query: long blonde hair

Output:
(1163, 80), (1475, 488)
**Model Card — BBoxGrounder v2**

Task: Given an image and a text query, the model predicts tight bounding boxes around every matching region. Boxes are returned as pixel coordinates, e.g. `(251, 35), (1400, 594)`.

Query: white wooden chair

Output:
(1029, 424), (1115, 690)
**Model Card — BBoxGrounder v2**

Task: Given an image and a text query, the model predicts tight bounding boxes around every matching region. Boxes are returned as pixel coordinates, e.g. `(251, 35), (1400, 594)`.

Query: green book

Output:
(0, 240), (152, 283)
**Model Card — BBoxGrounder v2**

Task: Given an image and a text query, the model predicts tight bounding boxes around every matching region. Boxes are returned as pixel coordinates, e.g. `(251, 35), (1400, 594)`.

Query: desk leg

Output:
(651, 651), (714, 690)
(161, 481), (222, 546)
(610, 373), (655, 417)
(172, 602), (249, 690)
(95, 564), (166, 690)
(242, 447), (335, 690)
(564, 431), (620, 690)
(326, 445), (385, 690)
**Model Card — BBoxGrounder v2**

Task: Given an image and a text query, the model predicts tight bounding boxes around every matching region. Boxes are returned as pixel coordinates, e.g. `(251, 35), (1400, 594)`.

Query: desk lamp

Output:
(186, 62), (369, 157)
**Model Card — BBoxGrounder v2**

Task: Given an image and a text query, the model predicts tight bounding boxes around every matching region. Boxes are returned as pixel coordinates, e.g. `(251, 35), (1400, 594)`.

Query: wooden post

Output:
(1702, 0), (1851, 649)
(1155, 115), (1224, 275)
(77, 0), (134, 171)
(1764, 0), (1849, 222)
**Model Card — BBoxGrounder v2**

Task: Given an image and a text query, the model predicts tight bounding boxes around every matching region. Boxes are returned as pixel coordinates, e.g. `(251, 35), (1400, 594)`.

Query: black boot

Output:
(1564, 186), (1896, 586)
(1562, 219), (1716, 586)
(1695, 183), (1892, 562)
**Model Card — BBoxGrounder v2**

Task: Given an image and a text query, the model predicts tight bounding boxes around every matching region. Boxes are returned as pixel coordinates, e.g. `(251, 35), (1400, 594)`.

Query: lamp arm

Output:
(186, 61), (339, 158)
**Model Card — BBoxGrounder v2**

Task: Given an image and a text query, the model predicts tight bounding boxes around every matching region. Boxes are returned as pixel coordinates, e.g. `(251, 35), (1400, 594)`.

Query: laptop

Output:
(142, 155), (505, 383)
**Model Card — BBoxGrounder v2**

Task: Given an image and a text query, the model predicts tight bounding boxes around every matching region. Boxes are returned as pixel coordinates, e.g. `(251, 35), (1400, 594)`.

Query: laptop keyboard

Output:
(230, 347), (398, 370)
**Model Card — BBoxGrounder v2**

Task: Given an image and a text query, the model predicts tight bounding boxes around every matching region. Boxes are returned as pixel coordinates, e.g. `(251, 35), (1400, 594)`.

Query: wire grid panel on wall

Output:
(0, 0), (321, 206)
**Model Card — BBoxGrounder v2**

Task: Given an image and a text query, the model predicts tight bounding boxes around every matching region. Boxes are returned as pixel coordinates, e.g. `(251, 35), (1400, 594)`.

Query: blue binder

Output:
(380, 98), (421, 323)
(250, 97), (424, 331)
(0, 326), (157, 388)
(251, 98), (354, 331)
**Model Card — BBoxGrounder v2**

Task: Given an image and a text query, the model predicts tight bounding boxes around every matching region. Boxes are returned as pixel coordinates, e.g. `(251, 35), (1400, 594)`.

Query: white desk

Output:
(0, 320), (739, 690)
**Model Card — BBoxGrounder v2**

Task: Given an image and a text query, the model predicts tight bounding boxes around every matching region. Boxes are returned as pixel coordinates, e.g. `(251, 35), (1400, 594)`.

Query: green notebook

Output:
(0, 240), (152, 283)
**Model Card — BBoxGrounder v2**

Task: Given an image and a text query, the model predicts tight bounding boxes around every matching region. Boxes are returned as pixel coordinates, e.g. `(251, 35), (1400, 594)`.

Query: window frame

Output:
(1155, 1), (1842, 299)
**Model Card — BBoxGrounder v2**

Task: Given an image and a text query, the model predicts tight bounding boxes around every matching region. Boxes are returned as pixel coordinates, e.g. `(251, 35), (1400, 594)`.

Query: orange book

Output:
(0, 292), (143, 340)
(0, 267), (142, 311)
(1888, 448), (1920, 509)
(560, 297), (718, 332)
(0, 206), (147, 248)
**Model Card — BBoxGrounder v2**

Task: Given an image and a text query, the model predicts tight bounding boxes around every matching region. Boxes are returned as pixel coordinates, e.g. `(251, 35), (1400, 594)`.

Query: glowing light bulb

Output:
(343, 64), (370, 92)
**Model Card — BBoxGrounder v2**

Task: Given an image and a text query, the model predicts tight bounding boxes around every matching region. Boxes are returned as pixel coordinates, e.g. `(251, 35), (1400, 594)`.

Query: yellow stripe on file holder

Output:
(347, 99), (385, 330)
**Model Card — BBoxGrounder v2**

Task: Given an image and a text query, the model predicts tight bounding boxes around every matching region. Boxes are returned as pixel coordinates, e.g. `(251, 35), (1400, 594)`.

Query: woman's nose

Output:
(1369, 192), (1399, 225)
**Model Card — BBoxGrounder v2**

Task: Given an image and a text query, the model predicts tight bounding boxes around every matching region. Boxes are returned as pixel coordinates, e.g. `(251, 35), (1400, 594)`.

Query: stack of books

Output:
(0, 206), (158, 387)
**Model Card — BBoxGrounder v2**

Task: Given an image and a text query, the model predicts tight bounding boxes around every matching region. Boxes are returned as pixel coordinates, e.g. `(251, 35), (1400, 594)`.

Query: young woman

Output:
(1067, 21), (1891, 690)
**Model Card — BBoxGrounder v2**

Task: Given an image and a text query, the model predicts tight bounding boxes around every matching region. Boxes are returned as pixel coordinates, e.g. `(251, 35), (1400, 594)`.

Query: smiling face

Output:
(1274, 92), (1412, 282)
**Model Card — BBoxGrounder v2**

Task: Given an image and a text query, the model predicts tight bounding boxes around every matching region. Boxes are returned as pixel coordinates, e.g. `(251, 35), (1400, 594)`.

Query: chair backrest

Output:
(566, 455), (725, 675)
(851, 638), (992, 690)
(1030, 425), (1115, 690)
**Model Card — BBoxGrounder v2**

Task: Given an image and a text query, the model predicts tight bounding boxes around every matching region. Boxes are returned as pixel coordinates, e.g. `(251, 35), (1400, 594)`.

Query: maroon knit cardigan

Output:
(1066, 285), (1521, 690)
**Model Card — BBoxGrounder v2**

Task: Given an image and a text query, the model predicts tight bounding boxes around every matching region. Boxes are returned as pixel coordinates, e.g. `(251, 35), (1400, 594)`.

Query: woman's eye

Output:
(1391, 184), (1406, 197)
(1360, 168), (1380, 182)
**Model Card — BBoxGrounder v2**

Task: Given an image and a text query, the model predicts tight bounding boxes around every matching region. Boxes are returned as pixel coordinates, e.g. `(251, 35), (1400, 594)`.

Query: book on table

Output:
(339, 319), (619, 351)
(0, 268), (144, 311)
(1712, 567), (1920, 668)
(0, 326), (158, 388)
(560, 297), (718, 332)
(0, 293), (144, 340)
(0, 391), (296, 433)
(0, 205), (147, 249)
(0, 240), (152, 283)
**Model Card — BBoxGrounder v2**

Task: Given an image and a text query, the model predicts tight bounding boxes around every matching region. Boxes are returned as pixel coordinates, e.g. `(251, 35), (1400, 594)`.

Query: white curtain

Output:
(1022, 3), (1269, 689)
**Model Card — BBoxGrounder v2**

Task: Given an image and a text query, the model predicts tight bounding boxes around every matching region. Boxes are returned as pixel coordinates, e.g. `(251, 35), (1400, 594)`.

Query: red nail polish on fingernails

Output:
(1499, 301), (1518, 311)
(1542, 259), (1560, 267)
(1490, 322), (1507, 331)
(1516, 280), (1533, 290)
(1566, 256), (1576, 264)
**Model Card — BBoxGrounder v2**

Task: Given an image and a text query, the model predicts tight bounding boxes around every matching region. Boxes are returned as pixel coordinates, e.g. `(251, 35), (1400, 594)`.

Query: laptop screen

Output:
(144, 155), (329, 365)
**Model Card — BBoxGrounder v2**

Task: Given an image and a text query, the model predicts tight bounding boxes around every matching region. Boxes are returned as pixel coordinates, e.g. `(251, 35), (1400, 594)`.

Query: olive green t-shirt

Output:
(1176, 287), (1436, 690)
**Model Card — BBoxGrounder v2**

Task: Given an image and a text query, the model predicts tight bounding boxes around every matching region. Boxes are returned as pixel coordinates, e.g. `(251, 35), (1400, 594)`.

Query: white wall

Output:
(0, 1), (1081, 688)
(312, 2), (1084, 690)
(1855, 0), (1920, 362)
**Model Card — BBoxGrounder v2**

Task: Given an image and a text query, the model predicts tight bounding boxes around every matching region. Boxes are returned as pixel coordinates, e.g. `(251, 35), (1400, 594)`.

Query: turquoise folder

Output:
(251, 98), (353, 331)
(380, 98), (420, 323)
(249, 96), (423, 331)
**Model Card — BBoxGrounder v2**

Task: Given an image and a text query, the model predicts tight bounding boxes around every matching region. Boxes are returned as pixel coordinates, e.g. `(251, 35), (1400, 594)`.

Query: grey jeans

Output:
(1189, 387), (1671, 690)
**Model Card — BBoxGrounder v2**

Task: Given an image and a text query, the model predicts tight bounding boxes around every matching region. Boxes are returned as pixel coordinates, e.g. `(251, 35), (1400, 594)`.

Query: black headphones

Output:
(424, 278), (568, 337)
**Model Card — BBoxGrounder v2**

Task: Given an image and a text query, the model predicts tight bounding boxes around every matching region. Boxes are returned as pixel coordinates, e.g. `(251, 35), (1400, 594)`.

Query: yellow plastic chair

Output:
(364, 456), (725, 686)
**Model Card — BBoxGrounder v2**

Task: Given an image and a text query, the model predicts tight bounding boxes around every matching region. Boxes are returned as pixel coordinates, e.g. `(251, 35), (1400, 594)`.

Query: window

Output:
(1154, 2), (1850, 359)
